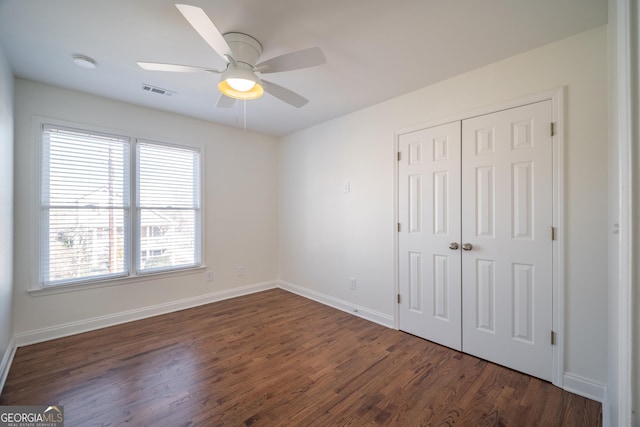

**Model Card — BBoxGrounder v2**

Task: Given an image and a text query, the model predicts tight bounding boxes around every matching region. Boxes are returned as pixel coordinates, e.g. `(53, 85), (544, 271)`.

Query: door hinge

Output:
(551, 226), (556, 241)
(397, 223), (401, 232)
(397, 151), (401, 161)
(397, 294), (401, 304)
(551, 331), (557, 345)
(550, 122), (555, 137)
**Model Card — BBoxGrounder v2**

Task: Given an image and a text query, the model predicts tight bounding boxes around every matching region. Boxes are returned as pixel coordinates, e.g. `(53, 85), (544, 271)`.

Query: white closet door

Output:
(460, 100), (553, 381)
(398, 121), (462, 351)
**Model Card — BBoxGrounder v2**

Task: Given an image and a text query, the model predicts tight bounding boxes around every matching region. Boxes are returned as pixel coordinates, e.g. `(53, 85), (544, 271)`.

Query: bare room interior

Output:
(0, 0), (637, 426)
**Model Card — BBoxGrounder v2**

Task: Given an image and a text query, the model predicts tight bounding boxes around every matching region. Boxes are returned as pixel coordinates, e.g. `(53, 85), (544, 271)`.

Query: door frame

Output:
(393, 87), (565, 387)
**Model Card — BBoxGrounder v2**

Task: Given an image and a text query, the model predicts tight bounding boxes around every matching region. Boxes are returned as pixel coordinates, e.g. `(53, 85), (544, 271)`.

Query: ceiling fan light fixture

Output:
(218, 79), (264, 100)
(218, 64), (264, 100)
(226, 78), (256, 92)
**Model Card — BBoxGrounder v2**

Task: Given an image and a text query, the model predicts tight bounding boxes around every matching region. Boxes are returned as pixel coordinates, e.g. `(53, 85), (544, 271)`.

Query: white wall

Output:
(279, 26), (609, 389)
(13, 79), (279, 338)
(0, 43), (14, 379)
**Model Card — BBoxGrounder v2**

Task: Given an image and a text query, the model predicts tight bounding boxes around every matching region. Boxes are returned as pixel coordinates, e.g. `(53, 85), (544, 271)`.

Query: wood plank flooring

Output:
(1, 289), (601, 426)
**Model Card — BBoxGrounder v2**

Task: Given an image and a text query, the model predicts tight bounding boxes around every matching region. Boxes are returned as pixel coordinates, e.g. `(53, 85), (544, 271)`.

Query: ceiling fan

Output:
(138, 4), (327, 108)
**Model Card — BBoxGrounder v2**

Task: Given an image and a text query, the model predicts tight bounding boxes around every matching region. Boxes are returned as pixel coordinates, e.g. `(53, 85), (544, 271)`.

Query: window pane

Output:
(138, 208), (198, 271)
(137, 142), (200, 208)
(44, 207), (128, 283)
(41, 125), (130, 286)
(137, 141), (201, 273)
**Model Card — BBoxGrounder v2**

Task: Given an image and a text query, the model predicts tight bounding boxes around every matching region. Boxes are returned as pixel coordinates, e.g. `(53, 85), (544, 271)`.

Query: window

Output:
(40, 123), (201, 288)
(136, 141), (201, 273)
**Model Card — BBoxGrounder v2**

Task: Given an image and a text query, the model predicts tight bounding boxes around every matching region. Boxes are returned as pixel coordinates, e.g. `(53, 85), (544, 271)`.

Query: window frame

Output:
(29, 116), (205, 295)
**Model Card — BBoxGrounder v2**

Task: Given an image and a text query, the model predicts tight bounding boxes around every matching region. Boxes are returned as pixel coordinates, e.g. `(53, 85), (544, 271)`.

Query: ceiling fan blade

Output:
(175, 4), (233, 62)
(260, 79), (309, 108)
(256, 47), (326, 74)
(216, 94), (236, 108)
(137, 62), (217, 73)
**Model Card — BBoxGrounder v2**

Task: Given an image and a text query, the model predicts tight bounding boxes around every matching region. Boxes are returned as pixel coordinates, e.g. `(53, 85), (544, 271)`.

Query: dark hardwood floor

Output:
(1, 289), (601, 426)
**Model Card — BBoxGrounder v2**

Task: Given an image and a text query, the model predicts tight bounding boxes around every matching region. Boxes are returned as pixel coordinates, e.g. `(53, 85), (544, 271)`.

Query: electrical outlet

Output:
(206, 271), (214, 282)
(343, 181), (350, 193)
(349, 277), (357, 290)
(237, 266), (245, 276)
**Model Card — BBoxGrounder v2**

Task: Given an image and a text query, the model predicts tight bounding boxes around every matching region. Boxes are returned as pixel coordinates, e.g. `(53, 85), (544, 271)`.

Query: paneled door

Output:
(460, 100), (553, 381)
(398, 100), (554, 381)
(398, 121), (462, 351)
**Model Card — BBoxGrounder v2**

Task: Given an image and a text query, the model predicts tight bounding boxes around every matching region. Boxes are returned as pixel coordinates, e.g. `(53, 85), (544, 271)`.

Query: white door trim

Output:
(393, 87), (565, 387)
(611, 0), (637, 424)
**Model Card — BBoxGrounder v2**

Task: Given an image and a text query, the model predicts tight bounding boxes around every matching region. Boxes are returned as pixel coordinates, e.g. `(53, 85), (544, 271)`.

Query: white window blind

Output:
(136, 141), (201, 273)
(40, 123), (202, 288)
(41, 125), (130, 286)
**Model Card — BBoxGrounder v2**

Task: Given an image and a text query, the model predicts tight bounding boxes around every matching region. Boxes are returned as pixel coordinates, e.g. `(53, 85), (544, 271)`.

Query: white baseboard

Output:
(14, 281), (278, 347)
(278, 281), (394, 328)
(600, 387), (610, 427)
(0, 336), (17, 393)
(563, 372), (607, 403)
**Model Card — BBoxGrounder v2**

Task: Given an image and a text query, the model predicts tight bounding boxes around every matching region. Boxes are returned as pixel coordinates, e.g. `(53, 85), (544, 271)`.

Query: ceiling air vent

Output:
(141, 84), (176, 97)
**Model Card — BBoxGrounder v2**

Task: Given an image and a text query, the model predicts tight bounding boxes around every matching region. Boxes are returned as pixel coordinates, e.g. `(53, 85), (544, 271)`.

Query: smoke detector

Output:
(72, 54), (96, 69)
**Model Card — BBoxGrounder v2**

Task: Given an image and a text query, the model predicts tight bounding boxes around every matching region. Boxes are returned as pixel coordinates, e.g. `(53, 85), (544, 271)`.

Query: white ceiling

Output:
(0, 0), (607, 137)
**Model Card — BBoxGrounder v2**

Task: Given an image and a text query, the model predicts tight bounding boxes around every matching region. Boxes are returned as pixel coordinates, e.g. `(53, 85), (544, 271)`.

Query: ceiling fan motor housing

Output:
(223, 32), (262, 67)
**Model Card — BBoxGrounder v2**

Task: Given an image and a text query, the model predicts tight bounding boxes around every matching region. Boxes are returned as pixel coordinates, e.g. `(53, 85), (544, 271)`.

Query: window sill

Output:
(28, 265), (207, 297)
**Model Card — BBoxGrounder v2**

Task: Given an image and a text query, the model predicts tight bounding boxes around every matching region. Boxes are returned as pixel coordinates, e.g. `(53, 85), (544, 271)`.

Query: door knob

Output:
(462, 243), (473, 251)
(448, 242), (459, 250)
